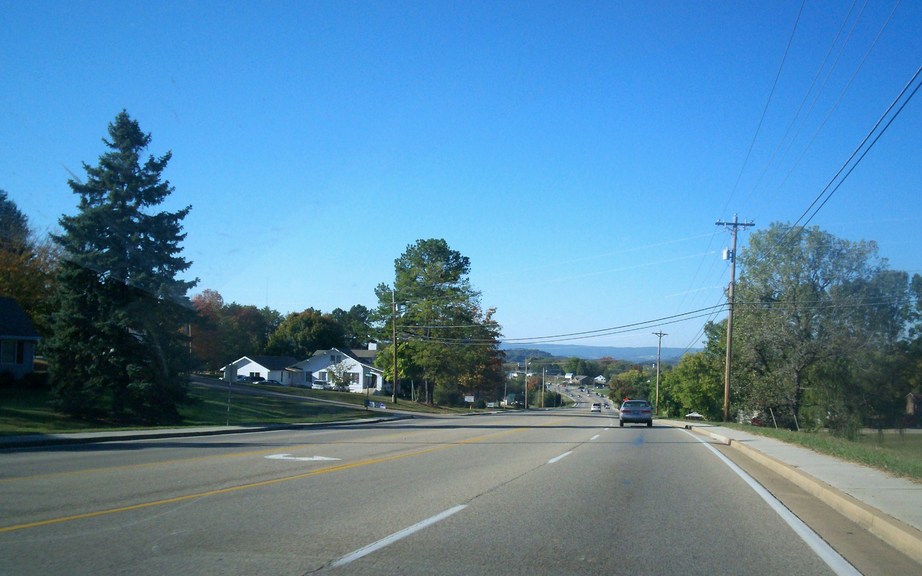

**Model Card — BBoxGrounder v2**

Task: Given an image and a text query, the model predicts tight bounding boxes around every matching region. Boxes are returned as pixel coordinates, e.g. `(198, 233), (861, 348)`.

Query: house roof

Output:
(0, 297), (40, 340)
(349, 348), (378, 362)
(312, 347), (379, 371)
(238, 355), (299, 371)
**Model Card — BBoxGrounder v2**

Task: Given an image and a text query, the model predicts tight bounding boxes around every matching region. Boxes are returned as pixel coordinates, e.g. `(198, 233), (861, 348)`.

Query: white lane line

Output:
(590, 434), (601, 441)
(329, 504), (467, 568)
(265, 453), (340, 462)
(685, 430), (861, 576)
(548, 451), (573, 464)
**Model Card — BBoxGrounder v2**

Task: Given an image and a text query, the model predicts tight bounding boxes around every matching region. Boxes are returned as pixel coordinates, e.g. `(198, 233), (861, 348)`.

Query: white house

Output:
(0, 297), (41, 380)
(223, 355), (300, 384)
(291, 347), (385, 393)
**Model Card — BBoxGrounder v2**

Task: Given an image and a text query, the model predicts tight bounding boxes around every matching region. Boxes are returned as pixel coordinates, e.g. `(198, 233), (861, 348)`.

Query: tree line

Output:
(4, 111), (919, 429)
(659, 224), (922, 435)
(189, 289), (373, 370)
(1, 112), (506, 423)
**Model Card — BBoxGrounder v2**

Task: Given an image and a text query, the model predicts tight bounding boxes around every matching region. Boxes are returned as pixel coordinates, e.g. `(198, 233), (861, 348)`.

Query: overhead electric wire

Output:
(799, 66), (922, 230)
(785, 62), (922, 238)
(721, 0), (807, 216)
(759, 0), (870, 207)
(678, 293), (729, 356)
(405, 311), (726, 347)
(671, 1), (806, 356)
(398, 304), (729, 346)
(741, 0), (861, 211)
(768, 0), (902, 233)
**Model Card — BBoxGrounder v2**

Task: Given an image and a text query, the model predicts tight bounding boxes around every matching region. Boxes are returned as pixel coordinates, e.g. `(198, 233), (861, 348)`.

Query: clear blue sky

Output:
(2, 1), (920, 351)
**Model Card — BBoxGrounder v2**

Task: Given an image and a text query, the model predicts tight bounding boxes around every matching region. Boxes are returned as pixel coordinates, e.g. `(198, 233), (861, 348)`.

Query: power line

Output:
(800, 68), (922, 230)
(722, 0), (807, 215)
(788, 63), (922, 235)
(406, 304), (727, 346)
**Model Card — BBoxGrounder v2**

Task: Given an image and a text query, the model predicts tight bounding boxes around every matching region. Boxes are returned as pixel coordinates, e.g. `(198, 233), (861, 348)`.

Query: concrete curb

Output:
(676, 422), (922, 565)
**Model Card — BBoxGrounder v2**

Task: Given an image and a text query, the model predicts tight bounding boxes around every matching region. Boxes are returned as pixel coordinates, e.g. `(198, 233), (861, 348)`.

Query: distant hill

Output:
(500, 343), (697, 364)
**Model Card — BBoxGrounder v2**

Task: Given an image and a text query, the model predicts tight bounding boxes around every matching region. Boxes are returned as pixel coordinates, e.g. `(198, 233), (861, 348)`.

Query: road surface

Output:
(0, 409), (906, 575)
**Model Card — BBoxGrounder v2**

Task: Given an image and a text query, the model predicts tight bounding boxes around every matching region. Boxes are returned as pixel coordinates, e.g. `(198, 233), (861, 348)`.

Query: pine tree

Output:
(48, 111), (197, 423)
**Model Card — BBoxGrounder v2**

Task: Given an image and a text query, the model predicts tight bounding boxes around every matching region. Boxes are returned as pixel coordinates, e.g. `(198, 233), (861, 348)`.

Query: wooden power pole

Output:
(716, 214), (754, 422)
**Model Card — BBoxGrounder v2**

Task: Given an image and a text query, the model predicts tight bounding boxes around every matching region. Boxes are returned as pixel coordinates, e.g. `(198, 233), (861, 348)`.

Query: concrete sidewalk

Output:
(659, 419), (922, 565)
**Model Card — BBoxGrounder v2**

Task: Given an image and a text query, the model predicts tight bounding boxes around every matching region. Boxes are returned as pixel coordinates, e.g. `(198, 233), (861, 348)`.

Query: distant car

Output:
(685, 411), (704, 420)
(590, 402), (602, 412)
(619, 400), (653, 427)
(310, 382), (326, 390)
(263, 379), (282, 386)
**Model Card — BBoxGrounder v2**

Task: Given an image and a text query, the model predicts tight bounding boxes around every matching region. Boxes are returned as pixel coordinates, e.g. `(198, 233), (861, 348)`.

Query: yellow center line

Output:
(0, 424), (521, 484)
(1, 422), (544, 533)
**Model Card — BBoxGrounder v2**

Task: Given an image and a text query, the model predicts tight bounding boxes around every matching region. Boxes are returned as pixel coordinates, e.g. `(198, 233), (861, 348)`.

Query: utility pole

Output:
(653, 331), (667, 415)
(524, 358), (528, 410)
(391, 290), (398, 404)
(542, 366), (546, 408)
(716, 214), (755, 422)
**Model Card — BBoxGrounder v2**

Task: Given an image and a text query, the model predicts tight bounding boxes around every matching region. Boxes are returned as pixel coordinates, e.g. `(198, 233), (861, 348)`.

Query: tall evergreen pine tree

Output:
(48, 111), (197, 423)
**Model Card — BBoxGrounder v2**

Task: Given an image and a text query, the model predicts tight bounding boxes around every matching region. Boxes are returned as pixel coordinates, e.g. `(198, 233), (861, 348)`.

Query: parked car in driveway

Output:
(619, 399), (653, 427)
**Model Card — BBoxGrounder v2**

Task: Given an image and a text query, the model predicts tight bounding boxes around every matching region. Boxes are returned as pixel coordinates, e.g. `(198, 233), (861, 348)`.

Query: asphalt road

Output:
(0, 409), (870, 575)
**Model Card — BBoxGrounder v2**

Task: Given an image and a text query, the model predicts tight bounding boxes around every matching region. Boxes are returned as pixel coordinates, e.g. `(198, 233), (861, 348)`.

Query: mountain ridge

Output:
(500, 343), (697, 363)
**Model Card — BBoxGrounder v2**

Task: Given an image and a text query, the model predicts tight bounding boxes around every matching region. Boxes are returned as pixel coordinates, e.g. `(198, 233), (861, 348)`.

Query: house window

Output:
(348, 373), (359, 384)
(317, 372), (327, 381)
(0, 340), (19, 364)
(331, 354), (342, 363)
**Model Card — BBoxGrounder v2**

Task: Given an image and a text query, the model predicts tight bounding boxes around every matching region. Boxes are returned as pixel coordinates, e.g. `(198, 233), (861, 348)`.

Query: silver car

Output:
(619, 400), (653, 427)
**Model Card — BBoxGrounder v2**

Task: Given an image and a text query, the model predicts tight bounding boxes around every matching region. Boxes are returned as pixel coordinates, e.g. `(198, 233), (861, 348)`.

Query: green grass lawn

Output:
(0, 387), (118, 434)
(0, 383), (398, 435)
(179, 383), (374, 426)
(1, 379), (580, 438)
(725, 423), (922, 483)
(0, 376), (502, 436)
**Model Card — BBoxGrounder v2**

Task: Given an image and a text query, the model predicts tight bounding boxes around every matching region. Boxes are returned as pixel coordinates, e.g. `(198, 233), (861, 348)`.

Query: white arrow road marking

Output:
(265, 453), (341, 462)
